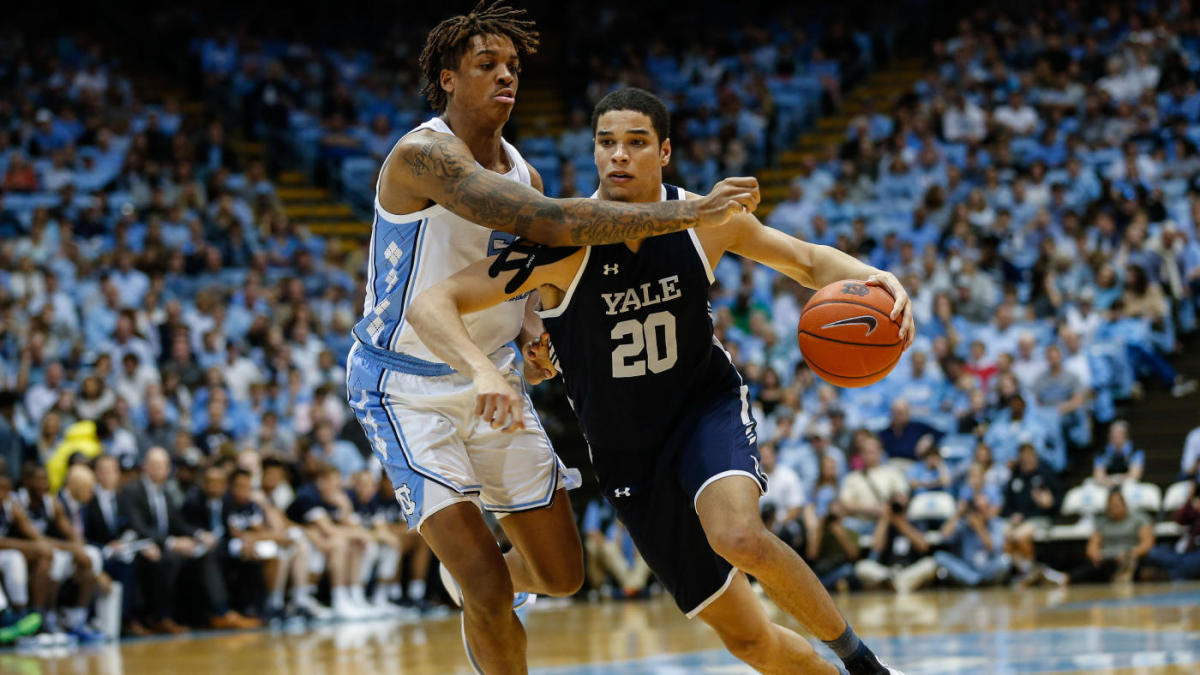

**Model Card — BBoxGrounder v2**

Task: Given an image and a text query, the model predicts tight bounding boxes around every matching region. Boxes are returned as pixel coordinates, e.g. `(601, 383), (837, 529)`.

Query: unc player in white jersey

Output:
(345, 3), (759, 672)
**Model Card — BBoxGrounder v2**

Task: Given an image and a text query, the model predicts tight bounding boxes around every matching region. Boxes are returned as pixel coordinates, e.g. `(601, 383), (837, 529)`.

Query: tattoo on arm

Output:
(399, 134), (698, 246)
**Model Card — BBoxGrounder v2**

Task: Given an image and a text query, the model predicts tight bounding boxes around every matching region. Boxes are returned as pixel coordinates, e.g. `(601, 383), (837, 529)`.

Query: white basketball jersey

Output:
(353, 117), (530, 366)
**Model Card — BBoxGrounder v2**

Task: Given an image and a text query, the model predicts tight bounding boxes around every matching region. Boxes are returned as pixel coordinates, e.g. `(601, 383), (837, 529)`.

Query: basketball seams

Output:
(806, 353), (902, 381)
(796, 331), (903, 348)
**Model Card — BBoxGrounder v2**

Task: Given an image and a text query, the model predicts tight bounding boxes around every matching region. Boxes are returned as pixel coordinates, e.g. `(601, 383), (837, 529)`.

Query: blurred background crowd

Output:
(1, 0), (1200, 649)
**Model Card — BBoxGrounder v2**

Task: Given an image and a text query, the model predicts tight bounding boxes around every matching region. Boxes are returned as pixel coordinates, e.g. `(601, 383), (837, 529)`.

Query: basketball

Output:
(797, 280), (903, 388)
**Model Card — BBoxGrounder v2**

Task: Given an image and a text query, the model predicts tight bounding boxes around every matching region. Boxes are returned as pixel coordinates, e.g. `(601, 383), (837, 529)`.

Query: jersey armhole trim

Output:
(686, 229), (716, 284)
(536, 247), (591, 319)
(374, 196), (446, 223)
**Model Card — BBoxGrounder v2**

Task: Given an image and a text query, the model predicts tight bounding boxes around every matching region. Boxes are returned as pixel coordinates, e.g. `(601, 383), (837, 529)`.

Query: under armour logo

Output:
(395, 484), (416, 516)
(603, 264), (619, 275)
(613, 487), (631, 498)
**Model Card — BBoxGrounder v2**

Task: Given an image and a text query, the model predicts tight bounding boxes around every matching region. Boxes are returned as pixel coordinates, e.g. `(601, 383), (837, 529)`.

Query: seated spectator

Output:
(970, 443), (1010, 495)
(1143, 479), (1200, 581)
(804, 499), (863, 592)
(759, 442), (808, 531)
(983, 394), (1059, 469)
(877, 399), (942, 461)
(906, 446), (952, 495)
(1092, 421), (1145, 487)
(1002, 443), (1060, 583)
(928, 489), (1010, 588)
(993, 90), (1038, 136)
(1062, 489), (1153, 586)
(1011, 332), (1046, 392)
(839, 434), (909, 534)
(1032, 344), (1091, 450)
(1182, 421), (1200, 481)
(581, 497), (651, 600)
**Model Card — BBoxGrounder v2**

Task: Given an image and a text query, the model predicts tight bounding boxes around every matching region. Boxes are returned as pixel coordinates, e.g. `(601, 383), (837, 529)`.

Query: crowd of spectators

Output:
(727, 1), (1200, 595)
(5, 0), (1200, 652)
(191, 2), (890, 209)
(0, 33), (432, 645)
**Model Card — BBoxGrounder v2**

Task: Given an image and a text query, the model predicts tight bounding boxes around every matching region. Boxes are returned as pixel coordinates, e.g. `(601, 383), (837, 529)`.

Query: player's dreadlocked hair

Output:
(419, 0), (540, 113)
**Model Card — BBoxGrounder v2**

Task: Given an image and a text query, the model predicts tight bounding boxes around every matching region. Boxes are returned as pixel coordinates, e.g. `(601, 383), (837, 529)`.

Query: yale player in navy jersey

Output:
(348, 3), (759, 672)
(410, 88), (912, 674)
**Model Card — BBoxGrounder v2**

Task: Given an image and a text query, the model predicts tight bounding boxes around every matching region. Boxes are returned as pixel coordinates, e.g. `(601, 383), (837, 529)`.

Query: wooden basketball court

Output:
(7, 582), (1200, 674)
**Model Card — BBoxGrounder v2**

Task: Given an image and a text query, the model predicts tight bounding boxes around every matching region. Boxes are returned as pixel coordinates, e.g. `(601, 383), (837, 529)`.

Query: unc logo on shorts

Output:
(841, 282), (870, 297)
(395, 484), (417, 516)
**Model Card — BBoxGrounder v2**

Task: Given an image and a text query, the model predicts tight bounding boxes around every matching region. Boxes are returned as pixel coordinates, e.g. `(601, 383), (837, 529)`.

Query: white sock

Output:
(333, 586), (350, 607)
(350, 585), (368, 604)
(385, 583), (402, 601)
(268, 590), (285, 610)
(63, 607), (88, 630)
(407, 579), (426, 600)
(291, 584), (315, 603)
(0, 589), (8, 613)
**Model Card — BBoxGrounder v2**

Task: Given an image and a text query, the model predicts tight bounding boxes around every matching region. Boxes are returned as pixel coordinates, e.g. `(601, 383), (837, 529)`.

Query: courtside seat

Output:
(1042, 483), (1107, 542)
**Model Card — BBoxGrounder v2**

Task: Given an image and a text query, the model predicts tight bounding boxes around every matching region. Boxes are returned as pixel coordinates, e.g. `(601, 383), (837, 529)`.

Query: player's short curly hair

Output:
(419, 0), (540, 113)
(591, 87), (671, 145)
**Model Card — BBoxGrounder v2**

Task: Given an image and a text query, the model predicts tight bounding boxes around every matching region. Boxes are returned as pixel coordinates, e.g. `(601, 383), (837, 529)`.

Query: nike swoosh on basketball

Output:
(820, 315), (878, 336)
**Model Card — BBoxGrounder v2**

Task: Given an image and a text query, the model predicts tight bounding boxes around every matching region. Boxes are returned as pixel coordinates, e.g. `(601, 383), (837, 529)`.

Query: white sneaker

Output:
(296, 593), (334, 621)
(439, 563), (536, 610)
(369, 596), (403, 618)
(333, 599), (375, 621)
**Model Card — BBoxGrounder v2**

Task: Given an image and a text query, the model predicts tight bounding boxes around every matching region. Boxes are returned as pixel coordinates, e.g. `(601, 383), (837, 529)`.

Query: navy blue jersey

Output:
(347, 488), (382, 525)
(224, 497), (265, 533)
(286, 485), (344, 524)
(538, 184), (746, 456)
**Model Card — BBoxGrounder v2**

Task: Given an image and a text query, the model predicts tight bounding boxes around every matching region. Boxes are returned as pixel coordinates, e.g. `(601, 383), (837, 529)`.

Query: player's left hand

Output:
(522, 331), (558, 384)
(866, 271), (915, 349)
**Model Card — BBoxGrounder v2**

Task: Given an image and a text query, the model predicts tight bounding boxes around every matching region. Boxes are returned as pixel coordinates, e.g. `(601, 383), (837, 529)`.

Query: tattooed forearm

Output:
(398, 134), (699, 246)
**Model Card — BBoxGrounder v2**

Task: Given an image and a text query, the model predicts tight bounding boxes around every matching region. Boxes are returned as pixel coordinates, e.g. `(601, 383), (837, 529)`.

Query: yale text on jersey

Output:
(600, 275), (683, 316)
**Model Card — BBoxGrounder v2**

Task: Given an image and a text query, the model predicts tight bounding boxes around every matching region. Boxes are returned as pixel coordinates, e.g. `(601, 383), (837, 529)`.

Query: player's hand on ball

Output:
(696, 177), (760, 227)
(474, 369), (525, 432)
(866, 272), (915, 349)
(522, 331), (557, 384)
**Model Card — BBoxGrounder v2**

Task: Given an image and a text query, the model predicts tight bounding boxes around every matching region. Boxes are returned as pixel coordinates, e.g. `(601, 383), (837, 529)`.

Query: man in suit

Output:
(118, 447), (259, 631)
(86, 454), (157, 636)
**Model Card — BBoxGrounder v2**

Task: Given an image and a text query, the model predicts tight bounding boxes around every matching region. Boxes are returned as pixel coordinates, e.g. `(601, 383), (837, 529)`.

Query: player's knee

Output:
(456, 564), (515, 616)
(707, 524), (771, 570)
(716, 627), (773, 668)
(537, 559), (585, 597)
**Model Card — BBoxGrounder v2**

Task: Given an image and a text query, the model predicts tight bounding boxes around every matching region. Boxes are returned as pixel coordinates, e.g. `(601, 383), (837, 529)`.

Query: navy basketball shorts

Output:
(592, 386), (767, 618)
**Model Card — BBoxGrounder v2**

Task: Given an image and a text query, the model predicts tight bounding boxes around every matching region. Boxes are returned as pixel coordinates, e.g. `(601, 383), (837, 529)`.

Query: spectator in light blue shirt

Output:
(931, 491), (1010, 587)
(311, 419), (366, 479)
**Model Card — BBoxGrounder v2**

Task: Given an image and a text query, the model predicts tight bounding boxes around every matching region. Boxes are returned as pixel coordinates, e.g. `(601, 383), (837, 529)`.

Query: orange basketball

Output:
(797, 280), (903, 388)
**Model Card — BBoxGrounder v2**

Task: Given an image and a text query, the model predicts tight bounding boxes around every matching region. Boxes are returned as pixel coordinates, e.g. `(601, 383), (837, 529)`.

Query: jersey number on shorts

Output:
(610, 310), (678, 378)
